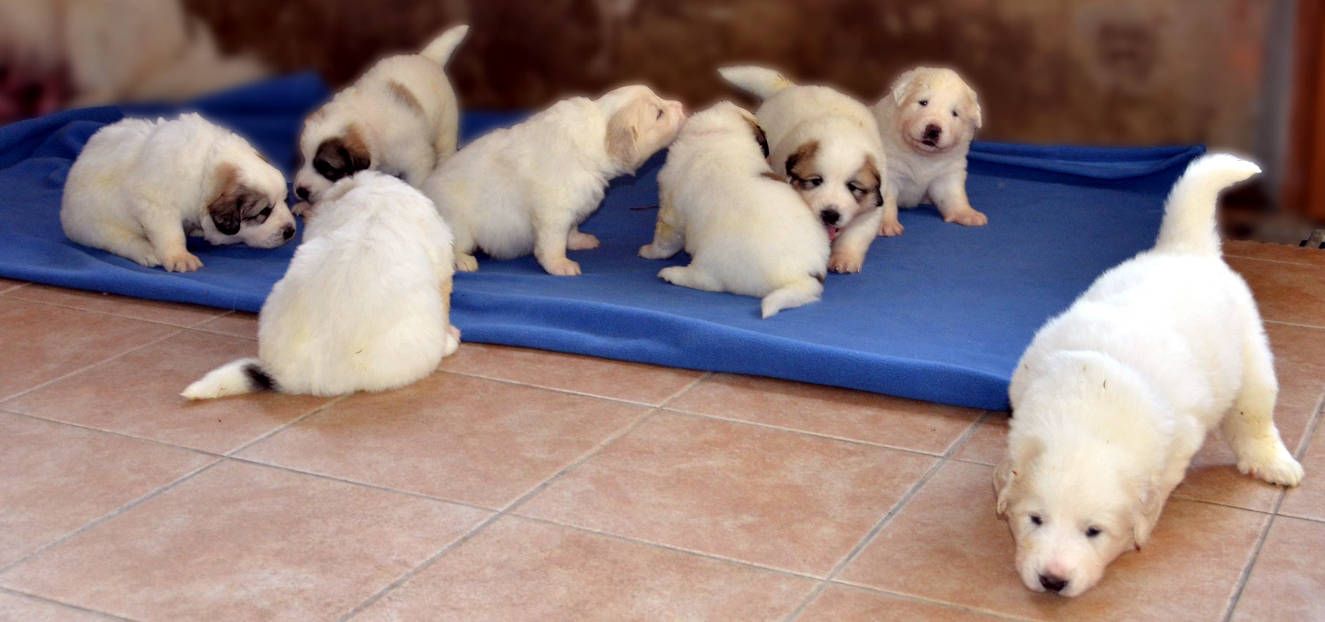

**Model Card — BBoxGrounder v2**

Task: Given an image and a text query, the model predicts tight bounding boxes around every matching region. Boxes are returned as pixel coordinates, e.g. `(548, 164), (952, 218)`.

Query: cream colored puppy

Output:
(995, 154), (1303, 598)
(182, 172), (459, 399)
(640, 102), (828, 318)
(719, 66), (885, 274)
(61, 113), (294, 272)
(872, 67), (985, 236)
(423, 85), (685, 276)
(293, 25), (468, 203)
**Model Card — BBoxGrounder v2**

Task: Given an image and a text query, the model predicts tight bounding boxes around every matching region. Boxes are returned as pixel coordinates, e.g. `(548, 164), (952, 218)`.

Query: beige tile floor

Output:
(0, 240), (1321, 621)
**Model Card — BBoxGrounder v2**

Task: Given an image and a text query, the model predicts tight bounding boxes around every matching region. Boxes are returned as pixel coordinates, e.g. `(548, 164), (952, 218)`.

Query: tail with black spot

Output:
(181, 358), (276, 400)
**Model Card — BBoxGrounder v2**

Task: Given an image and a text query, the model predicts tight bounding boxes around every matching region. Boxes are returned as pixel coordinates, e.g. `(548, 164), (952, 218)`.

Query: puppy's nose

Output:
(1038, 573), (1069, 593)
(294, 186), (310, 201)
(923, 124), (942, 141)
(282, 225), (295, 241)
(820, 209), (841, 226)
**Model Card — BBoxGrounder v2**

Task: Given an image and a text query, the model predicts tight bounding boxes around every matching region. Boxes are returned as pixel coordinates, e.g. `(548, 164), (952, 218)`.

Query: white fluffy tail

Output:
(718, 65), (794, 100)
(1154, 153), (1261, 255)
(761, 277), (824, 319)
(420, 24), (470, 65)
(180, 358), (274, 400)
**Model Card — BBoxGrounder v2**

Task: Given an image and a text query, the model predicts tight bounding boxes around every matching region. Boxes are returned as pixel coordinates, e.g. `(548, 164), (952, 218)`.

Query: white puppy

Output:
(995, 154), (1303, 598)
(872, 67), (986, 236)
(423, 85), (685, 276)
(640, 102), (828, 318)
(719, 66), (886, 274)
(292, 25), (468, 203)
(61, 113), (295, 272)
(181, 172), (460, 399)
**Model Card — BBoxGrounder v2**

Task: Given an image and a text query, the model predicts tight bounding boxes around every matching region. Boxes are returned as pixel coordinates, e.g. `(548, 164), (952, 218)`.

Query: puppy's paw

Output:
(1239, 445), (1304, 487)
(945, 208), (989, 227)
(567, 231), (600, 251)
(638, 244), (671, 260)
(443, 325), (462, 357)
(163, 252), (203, 273)
(879, 219), (905, 237)
(454, 254), (479, 272)
(543, 257), (582, 276)
(829, 251), (864, 274)
(128, 250), (161, 268)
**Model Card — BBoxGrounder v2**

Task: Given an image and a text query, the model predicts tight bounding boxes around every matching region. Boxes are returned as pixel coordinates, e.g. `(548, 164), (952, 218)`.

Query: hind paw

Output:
(1238, 445), (1304, 487)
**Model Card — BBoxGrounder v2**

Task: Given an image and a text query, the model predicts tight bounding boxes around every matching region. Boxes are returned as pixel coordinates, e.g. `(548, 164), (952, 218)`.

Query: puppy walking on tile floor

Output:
(994, 154), (1304, 598)
(182, 172), (460, 399)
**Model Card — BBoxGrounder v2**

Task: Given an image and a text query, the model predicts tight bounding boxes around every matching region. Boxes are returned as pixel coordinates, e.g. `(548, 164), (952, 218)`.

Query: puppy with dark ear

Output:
(293, 24), (469, 203)
(423, 85), (685, 276)
(61, 114), (294, 272)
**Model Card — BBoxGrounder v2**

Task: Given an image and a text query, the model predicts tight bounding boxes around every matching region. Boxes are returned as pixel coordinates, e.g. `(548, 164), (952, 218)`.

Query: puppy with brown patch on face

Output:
(292, 24), (468, 204)
(422, 85), (685, 276)
(640, 102), (828, 318)
(61, 113), (295, 272)
(872, 67), (985, 236)
(718, 65), (886, 274)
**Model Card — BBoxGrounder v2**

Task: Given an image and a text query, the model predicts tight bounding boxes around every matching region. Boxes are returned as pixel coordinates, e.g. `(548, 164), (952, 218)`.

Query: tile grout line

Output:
(0, 586), (136, 621)
(223, 455), (500, 513)
(0, 327), (187, 404)
(1223, 253), (1322, 268)
(1221, 492), (1288, 622)
(436, 368), (688, 409)
(336, 408), (663, 621)
(1264, 318), (1325, 331)
(822, 580), (1038, 622)
(782, 410), (994, 622)
(0, 407), (227, 459)
(2, 295), (230, 330)
(223, 395), (349, 457)
(661, 407), (951, 459)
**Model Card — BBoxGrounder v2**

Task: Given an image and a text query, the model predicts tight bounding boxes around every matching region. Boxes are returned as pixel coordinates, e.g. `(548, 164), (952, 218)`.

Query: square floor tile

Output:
(358, 516), (815, 621)
(191, 312), (257, 340)
(0, 461), (487, 621)
(952, 415), (1008, 466)
(7, 285), (223, 328)
(519, 413), (936, 576)
(1228, 256), (1325, 327)
(839, 461), (1267, 621)
(0, 414), (212, 568)
(800, 585), (1005, 622)
(0, 299), (176, 400)
(1231, 516), (1325, 621)
(1280, 421), (1325, 521)
(440, 343), (703, 405)
(0, 591), (111, 621)
(3, 330), (330, 453)
(240, 373), (647, 508)
(668, 374), (980, 454)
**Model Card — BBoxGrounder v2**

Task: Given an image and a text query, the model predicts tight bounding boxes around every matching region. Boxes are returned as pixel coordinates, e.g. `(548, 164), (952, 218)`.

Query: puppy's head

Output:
(293, 109), (373, 203)
(887, 67), (981, 154)
(678, 101), (768, 158)
(995, 353), (1166, 598)
(201, 154), (296, 248)
(779, 134), (882, 241)
(597, 85), (686, 173)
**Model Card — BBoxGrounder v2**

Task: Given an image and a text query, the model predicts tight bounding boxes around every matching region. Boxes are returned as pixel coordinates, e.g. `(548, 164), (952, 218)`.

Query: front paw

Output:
(945, 208), (988, 227)
(454, 254), (479, 272)
(1239, 445), (1304, 487)
(163, 252), (203, 273)
(543, 257), (582, 276)
(879, 219), (905, 237)
(829, 251), (864, 273)
(639, 244), (670, 260)
(567, 232), (600, 251)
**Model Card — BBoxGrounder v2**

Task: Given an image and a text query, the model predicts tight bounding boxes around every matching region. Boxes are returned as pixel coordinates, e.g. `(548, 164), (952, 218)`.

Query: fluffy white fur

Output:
(61, 113), (294, 272)
(293, 25), (469, 203)
(994, 154), (1304, 598)
(423, 84), (685, 276)
(872, 67), (985, 236)
(181, 172), (460, 399)
(719, 65), (887, 274)
(640, 102), (829, 318)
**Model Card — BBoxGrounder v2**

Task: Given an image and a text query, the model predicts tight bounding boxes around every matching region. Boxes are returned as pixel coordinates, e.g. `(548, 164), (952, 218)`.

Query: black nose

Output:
(923, 124), (942, 140)
(282, 225), (295, 240)
(294, 186), (310, 201)
(1039, 574), (1068, 593)
(820, 209), (840, 226)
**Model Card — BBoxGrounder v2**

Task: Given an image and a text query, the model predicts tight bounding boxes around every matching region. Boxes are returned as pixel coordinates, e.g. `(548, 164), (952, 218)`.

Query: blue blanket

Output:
(0, 74), (1202, 410)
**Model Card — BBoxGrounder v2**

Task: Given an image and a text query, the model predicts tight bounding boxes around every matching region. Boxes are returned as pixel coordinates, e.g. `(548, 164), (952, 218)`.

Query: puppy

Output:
(872, 67), (985, 236)
(423, 85), (685, 276)
(292, 24), (468, 203)
(182, 172), (459, 399)
(718, 66), (886, 274)
(640, 102), (828, 318)
(61, 113), (294, 272)
(994, 154), (1303, 598)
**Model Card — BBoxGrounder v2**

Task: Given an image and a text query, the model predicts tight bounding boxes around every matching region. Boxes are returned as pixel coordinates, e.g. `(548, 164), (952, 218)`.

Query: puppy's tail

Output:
(180, 358), (276, 400)
(761, 276), (824, 319)
(1154, 153), (1261, 256)
(718, 65), (795, 100)
(421, 24), (470, 65)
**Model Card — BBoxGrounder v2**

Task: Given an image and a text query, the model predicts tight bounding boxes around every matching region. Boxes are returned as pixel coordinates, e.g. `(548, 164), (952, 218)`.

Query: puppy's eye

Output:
(258, 206), (273, 220)
(655, 108), (663, 120)
(918, 99), (929, 107)
(1085, 527), (1102, 538)
(847, 182), (867, 198)
(1029, 514), (1043, 526)
(952, 110), (959, 118)
(796, 177), (822, 190)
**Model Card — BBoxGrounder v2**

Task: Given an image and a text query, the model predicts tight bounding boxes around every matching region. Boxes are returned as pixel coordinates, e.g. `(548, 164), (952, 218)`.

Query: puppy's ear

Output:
(1130, 477), (1159, 550)
(856, 155), (883, 207)
(606, 100), (642, 171)
(891, 69), (920, 106)
(740, 112), (770, 159)
(784, 141), (819, 178)
(966, 85), (984, 129)
(206, 163), (244, 235)
(313, 125), (371, 181)
(994, 459), (1016, 518)
(995, 436), (1042, 518)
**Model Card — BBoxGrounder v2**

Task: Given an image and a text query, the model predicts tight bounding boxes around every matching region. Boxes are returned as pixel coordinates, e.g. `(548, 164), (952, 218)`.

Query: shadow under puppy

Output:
(293, 24), (469, 203)
(61, 113), (294, 272)
(640, 102), (829, 318)
(995, 154), (1303, 598)
(423, 85), (685, 276)
(182, 172), (460, 399)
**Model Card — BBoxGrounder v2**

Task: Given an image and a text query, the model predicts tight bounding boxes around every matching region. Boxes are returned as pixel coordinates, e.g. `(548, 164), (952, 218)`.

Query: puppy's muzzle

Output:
(820, 209), (841, 226)
(294, 185), (311, 202)
(1038, 573), (1068, 593)
(282, 225), (296, 241)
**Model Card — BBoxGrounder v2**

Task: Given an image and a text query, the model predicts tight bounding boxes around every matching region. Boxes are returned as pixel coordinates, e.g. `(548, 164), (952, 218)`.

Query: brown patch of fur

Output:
(740, 115), (769, 159)
(759, 171), (784, 181)
(852, 154), (883, 207)
(784, 140), (819, 179)
(313, 124), (371, 180)
(386, 80), (425, 116)
(206, 163), (273, 235)
(605, 100), (641, 170)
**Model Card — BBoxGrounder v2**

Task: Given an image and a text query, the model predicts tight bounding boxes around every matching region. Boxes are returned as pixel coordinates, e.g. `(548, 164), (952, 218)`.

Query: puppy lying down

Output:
(423, 85), (684, 275)
(640, 102), (828, 318)
(995, 154), (1303, 597)
(182, 172), (459, 399)
(61, 113), (295, 272)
